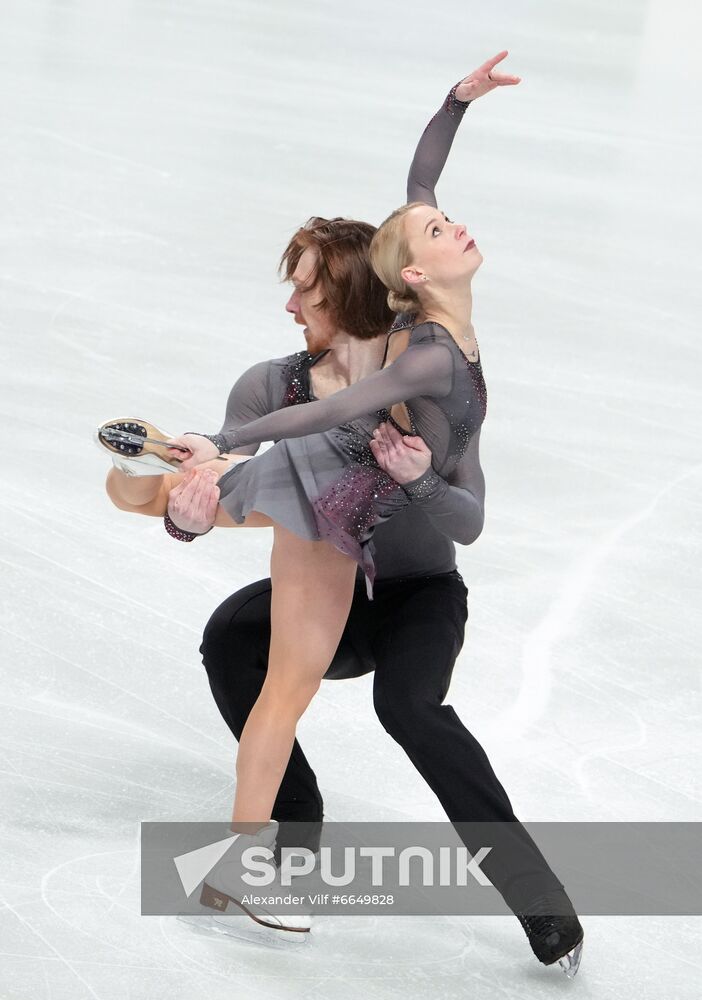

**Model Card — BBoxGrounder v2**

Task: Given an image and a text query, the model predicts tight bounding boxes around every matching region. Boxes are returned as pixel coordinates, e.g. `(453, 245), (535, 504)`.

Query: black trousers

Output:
(200, 569), (564, 911)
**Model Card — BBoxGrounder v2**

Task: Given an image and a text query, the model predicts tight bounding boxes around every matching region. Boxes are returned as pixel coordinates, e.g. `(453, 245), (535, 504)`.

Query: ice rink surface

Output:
(1, 0), (700, 996)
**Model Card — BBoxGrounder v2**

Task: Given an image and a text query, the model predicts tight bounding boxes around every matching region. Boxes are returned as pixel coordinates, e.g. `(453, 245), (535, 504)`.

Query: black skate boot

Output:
(515, 889), (584, 978)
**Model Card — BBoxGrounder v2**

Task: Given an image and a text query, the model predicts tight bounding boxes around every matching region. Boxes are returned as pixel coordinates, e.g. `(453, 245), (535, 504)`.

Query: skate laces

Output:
(516, 891), (574, 942)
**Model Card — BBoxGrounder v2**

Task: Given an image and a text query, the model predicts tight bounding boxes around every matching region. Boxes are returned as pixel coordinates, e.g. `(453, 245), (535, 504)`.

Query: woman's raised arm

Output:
(407, 50), (521, 207)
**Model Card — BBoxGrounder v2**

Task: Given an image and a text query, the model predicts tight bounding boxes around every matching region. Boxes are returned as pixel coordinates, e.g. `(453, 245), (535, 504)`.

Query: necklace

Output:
(461, 331), (479, 361)
(422, 313), (480, 360)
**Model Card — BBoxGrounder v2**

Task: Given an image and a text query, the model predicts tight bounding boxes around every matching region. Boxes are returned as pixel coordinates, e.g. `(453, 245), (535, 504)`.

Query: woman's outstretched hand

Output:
(455, 50), (521, 102)
(166, 434), (219, 470)
(370, 421), (433, 484)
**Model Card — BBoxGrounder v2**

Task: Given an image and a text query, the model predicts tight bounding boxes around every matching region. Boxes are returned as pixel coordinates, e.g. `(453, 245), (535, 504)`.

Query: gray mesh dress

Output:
(207, 87), (487, 597)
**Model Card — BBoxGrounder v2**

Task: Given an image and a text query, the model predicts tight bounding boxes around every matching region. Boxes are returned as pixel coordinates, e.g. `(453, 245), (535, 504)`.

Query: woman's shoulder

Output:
(410, 320), (479, 366)
(409, 319), (454, 344)
(408, 320), (464, 362)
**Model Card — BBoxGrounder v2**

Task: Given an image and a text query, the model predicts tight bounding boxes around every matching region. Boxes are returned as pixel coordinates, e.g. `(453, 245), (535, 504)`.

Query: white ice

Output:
(0, 0), (700, 997)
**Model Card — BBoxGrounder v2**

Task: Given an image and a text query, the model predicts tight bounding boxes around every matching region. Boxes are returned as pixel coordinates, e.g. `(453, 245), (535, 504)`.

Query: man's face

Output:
(285, 246), (338, 354)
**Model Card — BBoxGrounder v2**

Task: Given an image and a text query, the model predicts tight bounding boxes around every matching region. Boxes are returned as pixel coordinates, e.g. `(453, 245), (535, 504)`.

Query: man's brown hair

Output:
(279, 216), (395, 340)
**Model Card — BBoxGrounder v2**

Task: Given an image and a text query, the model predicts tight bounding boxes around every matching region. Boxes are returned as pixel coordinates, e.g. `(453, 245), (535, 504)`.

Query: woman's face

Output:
(403, 205), (483, 286)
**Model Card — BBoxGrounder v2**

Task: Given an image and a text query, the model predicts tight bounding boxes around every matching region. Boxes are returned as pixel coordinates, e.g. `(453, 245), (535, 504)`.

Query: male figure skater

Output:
(185, 216), (486, 846)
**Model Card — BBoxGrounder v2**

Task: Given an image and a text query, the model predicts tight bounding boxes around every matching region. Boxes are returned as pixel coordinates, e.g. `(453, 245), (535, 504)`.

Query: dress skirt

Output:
(215, 414), (410, 599)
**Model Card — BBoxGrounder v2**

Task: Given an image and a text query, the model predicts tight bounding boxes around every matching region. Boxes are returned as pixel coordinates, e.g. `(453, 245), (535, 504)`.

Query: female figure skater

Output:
(101, 53), (583, 975)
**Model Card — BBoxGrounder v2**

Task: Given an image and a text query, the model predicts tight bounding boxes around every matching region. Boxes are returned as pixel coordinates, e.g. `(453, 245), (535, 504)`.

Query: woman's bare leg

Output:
(105, 456), (272, 525)
(107, 461), (358, 824)
(231, 523), (358, 826)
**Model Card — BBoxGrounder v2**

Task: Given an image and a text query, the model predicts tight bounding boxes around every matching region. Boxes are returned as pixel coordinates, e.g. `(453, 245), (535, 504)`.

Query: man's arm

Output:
(401, 429), (485, 545)
(165, 358), (275, 464)
(107, 360), (275, 511)
(214, 359), (272, 456)
(371, 422), (485, 545)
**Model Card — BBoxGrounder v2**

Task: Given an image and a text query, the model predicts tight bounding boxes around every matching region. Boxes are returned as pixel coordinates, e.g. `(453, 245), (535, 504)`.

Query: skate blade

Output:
(557, 938), (584, 978)
(176, 911), (310, 949)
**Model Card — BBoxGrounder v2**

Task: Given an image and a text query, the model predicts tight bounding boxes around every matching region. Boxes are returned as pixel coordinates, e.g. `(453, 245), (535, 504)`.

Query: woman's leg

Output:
(108, 457), (358, 822)
(231, 523), (358, 825)
(105, 457), (272, 525)
(201, 581), (325, 840)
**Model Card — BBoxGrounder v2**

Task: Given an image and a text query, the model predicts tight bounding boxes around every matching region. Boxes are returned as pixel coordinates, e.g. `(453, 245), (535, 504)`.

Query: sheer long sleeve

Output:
(406, 85), (472, 208)
(400, 427), (485, 545)
(211, 336), (454, 452)
(212, 360), (273, 457)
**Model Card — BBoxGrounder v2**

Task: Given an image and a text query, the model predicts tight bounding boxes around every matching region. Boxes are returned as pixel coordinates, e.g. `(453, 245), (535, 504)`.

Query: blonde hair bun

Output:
(370, 201), (426, 321)
(388, 290), (419, 313)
